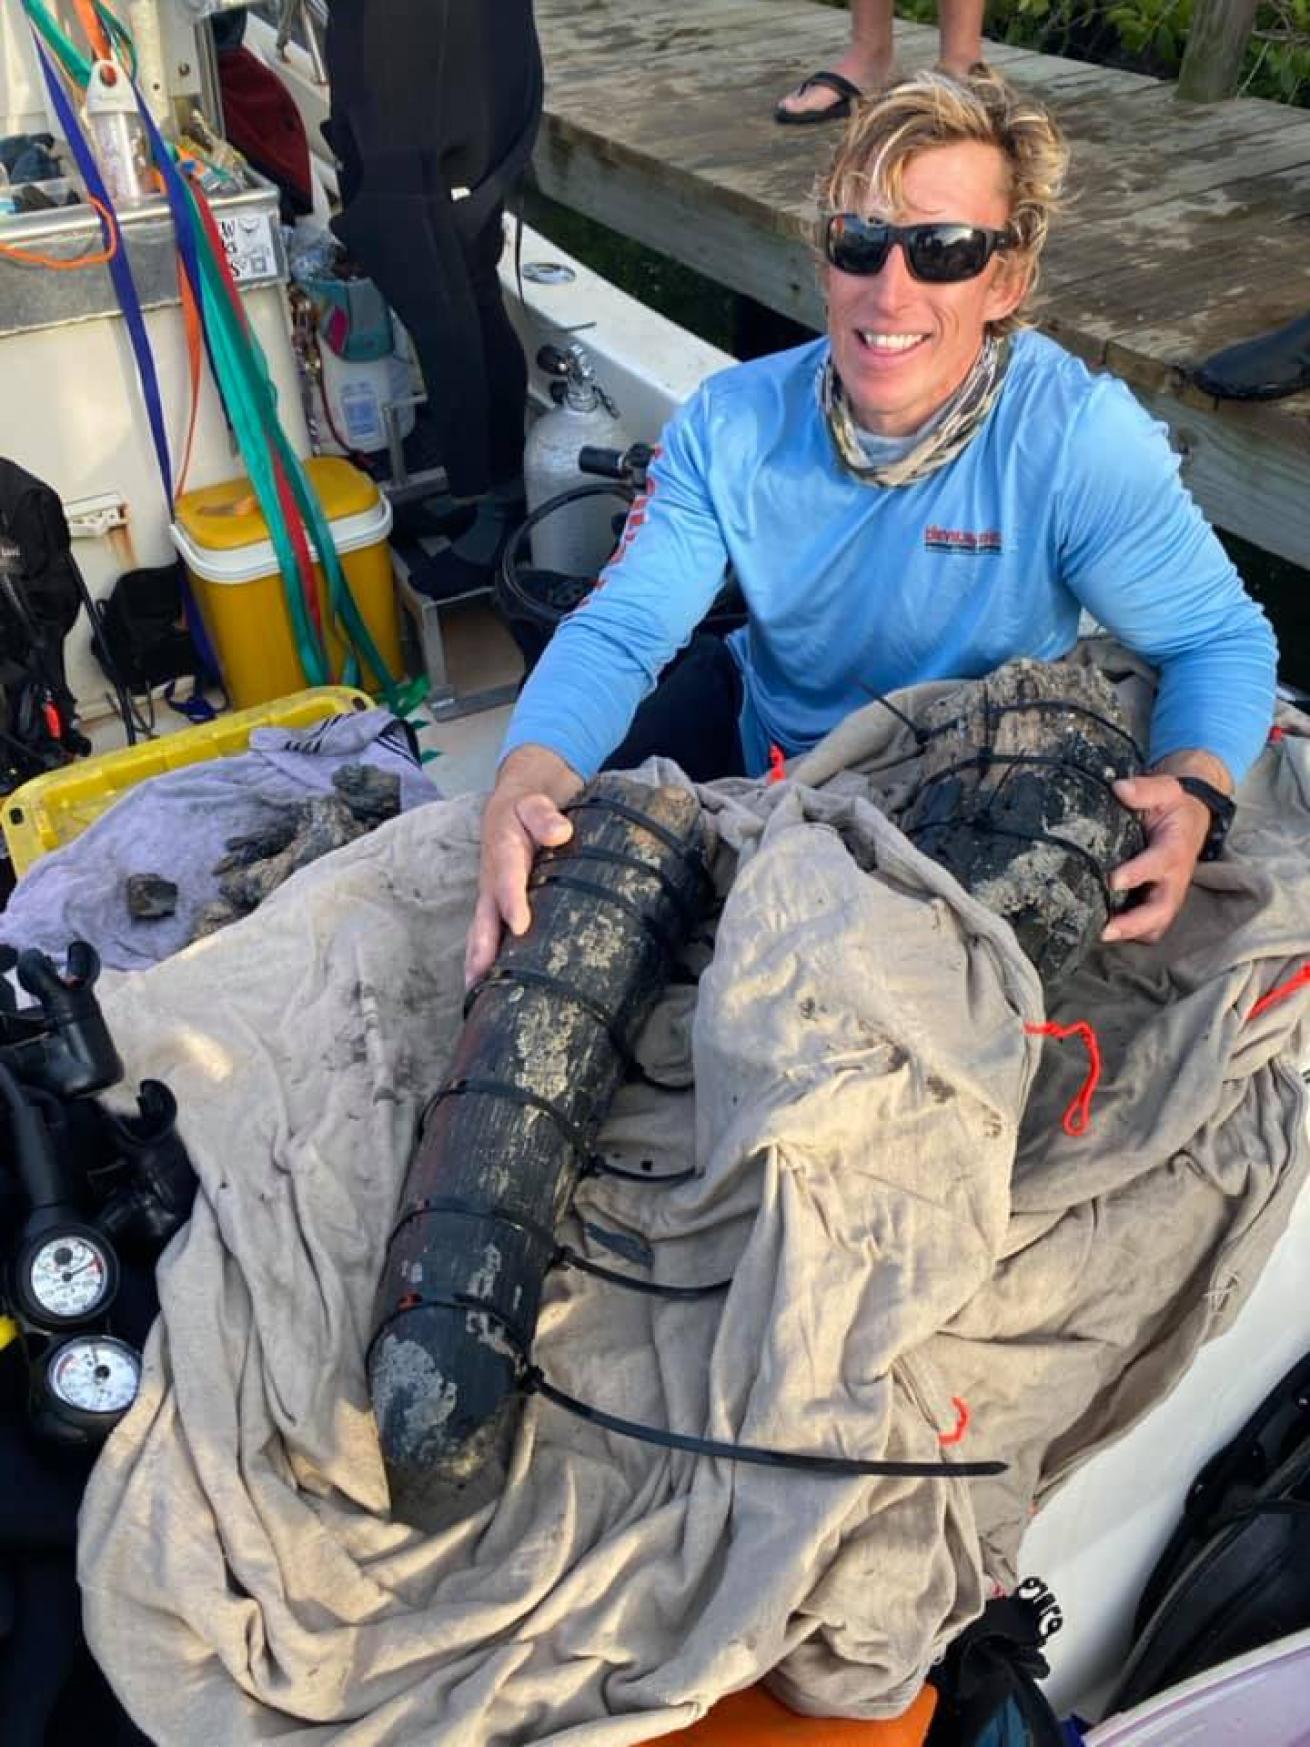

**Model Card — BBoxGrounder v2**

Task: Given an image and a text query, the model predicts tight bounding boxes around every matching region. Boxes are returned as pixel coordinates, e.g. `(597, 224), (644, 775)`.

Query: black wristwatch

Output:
(1176, 775), (1236, 861)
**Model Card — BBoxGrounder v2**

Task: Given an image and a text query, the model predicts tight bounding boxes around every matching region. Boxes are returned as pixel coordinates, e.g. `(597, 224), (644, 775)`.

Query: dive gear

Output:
(0, 937), (193, 1448)
(34, 1333), (141, 1443)
(0, 943), (122, 1098)
(522, 344), (627, 577)
(499, 443), (744, 676)
(11, 1224), (117, 1327)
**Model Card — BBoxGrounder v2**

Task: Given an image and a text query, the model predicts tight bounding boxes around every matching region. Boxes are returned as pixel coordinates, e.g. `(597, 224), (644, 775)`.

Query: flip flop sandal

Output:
(774, 69), (863, 127)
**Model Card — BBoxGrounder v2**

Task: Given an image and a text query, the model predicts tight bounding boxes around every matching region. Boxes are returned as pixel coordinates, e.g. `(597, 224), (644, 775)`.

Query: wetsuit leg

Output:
(463, 201), (529, 489)
(324, 0), (540, 497)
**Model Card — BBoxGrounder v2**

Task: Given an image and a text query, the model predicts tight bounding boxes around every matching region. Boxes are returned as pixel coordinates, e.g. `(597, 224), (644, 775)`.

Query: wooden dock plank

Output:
(533, 0), (1310, 568)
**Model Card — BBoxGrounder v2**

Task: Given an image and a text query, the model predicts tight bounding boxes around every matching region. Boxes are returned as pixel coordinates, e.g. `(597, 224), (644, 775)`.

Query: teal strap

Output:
(23, 0), (91, 83)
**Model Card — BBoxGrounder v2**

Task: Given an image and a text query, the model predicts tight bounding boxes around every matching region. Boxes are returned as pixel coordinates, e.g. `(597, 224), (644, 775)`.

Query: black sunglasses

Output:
(823, 215), (1014, 284)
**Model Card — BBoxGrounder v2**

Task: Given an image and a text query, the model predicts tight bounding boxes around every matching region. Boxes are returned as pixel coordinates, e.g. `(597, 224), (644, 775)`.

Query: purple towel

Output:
(1, 709), (440, 970)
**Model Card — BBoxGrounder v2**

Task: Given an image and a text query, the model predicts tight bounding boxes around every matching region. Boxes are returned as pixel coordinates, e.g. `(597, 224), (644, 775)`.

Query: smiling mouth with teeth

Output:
(857, 331), (927, 352)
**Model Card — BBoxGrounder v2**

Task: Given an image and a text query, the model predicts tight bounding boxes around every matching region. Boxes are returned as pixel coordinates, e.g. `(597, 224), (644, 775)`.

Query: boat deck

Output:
(533, 0), (1310, 569)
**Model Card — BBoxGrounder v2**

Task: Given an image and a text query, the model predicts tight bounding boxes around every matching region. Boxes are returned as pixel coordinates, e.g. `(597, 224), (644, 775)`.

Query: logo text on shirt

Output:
(924, 524), (1003, 556)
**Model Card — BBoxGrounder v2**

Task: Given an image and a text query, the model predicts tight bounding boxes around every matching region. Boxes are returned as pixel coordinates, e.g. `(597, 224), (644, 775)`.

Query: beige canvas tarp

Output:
(78, 649), (1310, 1743)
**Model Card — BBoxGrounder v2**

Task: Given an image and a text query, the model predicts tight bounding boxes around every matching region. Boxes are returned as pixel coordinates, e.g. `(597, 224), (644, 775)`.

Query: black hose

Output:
(0, 1058), (72, 1211)
(66, 555), (142, 746)
(498, 482), (633, 626)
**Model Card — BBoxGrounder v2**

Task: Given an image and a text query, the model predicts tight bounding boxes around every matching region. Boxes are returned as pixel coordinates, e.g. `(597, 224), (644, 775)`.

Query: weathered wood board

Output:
(533, 0), (1310, 570)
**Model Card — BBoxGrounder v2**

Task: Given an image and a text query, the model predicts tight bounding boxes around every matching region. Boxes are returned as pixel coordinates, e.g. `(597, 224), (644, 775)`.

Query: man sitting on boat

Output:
(466, 69), (1276, 985)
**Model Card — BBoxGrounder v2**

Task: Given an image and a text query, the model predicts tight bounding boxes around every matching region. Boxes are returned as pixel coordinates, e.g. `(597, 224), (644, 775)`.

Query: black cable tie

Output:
(522, 1368), (1006, 1479)
(527, 866), (677, 960)
(368, 1291), (1007, 1481)
(983, 697), (1145, 763)
(366, 1292), (533, 1380)
(465, 965), (633, 1066)
(536, 843), (703, 936)
(388, 1194), (561, 1258)
(904, 819), (1115, 901)
(913, 751), (1128, 810)
(420, 1075), (596, 1164)
(556, 1245), (730, 1300)
(591, 1158), (698, 1186)
(857, 685), (931, 746)
(563, 794), (713, 899)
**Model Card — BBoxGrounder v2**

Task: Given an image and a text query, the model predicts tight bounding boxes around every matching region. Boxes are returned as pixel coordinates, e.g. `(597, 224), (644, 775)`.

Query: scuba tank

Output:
(523, 343), (628, 577)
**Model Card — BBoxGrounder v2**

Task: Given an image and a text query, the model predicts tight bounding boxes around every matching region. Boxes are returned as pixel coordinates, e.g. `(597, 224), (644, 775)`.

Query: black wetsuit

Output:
(324, 0), (543, 498)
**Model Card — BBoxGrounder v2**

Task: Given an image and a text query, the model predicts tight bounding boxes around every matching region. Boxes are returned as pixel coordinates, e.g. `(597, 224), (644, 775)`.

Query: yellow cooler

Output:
(170, 457), (404, 709)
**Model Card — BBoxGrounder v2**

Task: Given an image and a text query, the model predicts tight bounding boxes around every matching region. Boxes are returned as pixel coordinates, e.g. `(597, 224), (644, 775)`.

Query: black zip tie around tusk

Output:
(562, 793), (715, 903)
(419, 1078), (694, 1176)
(903, 818), (1117, 905)
(387, 1196), (726, 1298)
(368, 1291), (1005, 1480)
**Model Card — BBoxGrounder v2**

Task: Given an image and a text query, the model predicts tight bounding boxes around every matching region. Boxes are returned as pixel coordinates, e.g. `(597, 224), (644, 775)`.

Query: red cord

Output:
(938, 1396), (971, 1447)
(1248, 964), (1310, 1022)
(766, 743), (786, 785)
(1025, 1019), (1103, 1136)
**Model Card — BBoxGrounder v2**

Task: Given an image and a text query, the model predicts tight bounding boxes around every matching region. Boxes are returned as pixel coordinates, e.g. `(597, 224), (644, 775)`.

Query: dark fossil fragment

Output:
(897, 659), (1146, 985)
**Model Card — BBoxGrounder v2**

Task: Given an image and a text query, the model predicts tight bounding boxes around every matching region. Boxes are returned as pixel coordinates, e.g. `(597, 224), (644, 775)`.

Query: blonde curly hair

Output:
(816, 69), (1069, 336)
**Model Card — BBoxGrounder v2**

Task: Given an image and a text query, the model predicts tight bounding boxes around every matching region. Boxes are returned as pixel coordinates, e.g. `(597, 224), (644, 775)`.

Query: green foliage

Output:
(893, 1), (1309, 103)
(1105, 0), (1190, 66)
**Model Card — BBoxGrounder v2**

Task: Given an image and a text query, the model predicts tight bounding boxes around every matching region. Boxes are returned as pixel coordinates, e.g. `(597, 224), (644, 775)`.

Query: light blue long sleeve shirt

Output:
(502, 331), (1277, 783)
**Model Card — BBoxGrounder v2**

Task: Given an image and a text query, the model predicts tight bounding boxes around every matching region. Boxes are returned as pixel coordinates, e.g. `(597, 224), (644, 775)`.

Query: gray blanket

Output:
(77, 648), (1310, 1741)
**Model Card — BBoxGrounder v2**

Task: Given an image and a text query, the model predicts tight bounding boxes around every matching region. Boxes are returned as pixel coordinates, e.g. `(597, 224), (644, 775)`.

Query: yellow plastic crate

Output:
(2, 685), (373, 877)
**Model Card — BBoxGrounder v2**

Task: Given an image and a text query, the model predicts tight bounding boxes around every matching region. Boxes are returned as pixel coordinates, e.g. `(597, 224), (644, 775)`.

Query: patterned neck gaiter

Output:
(821, 333), (1011, 489)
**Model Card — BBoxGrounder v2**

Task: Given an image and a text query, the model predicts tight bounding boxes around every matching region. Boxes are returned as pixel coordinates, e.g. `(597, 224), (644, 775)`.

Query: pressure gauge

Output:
(40, 1335), (141, 1440)
(11, 1223), (119, 1329)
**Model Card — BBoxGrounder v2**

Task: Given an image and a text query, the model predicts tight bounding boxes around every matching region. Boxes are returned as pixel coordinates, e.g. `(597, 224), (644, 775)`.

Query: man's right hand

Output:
(464, 744), (585, 987)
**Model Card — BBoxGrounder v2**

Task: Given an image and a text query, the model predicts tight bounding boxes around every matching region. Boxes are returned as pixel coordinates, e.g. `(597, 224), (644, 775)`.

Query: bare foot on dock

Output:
(936, 56), (985, 79)
(935, 0), (986, 80)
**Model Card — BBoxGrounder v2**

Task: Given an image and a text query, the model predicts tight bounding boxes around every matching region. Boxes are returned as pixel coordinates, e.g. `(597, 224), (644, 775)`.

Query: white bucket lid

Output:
(169, 492), (394, 586)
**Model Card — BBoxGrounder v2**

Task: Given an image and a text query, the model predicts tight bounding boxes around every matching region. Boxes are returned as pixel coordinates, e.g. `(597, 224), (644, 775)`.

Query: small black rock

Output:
(126, 873), (179, 921)
(333, 762), (402, 825)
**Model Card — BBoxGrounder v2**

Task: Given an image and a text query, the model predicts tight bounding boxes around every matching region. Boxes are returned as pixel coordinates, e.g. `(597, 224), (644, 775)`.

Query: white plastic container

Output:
(84, 59), (152, 205)
(317, 343), (415, 456)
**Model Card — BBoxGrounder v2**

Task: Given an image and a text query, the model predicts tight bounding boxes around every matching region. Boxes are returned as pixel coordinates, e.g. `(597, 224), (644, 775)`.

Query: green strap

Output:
(199, 227), (415, 710)
(24, 0), (90, 83)
(216, 270), (408, 707)
(95, 2), (137, 76)
(184, 184), (331, 686)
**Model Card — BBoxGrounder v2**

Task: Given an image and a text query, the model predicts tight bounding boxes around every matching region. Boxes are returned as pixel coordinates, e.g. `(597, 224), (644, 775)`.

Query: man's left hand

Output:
(1101, 770), (1216, 945)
